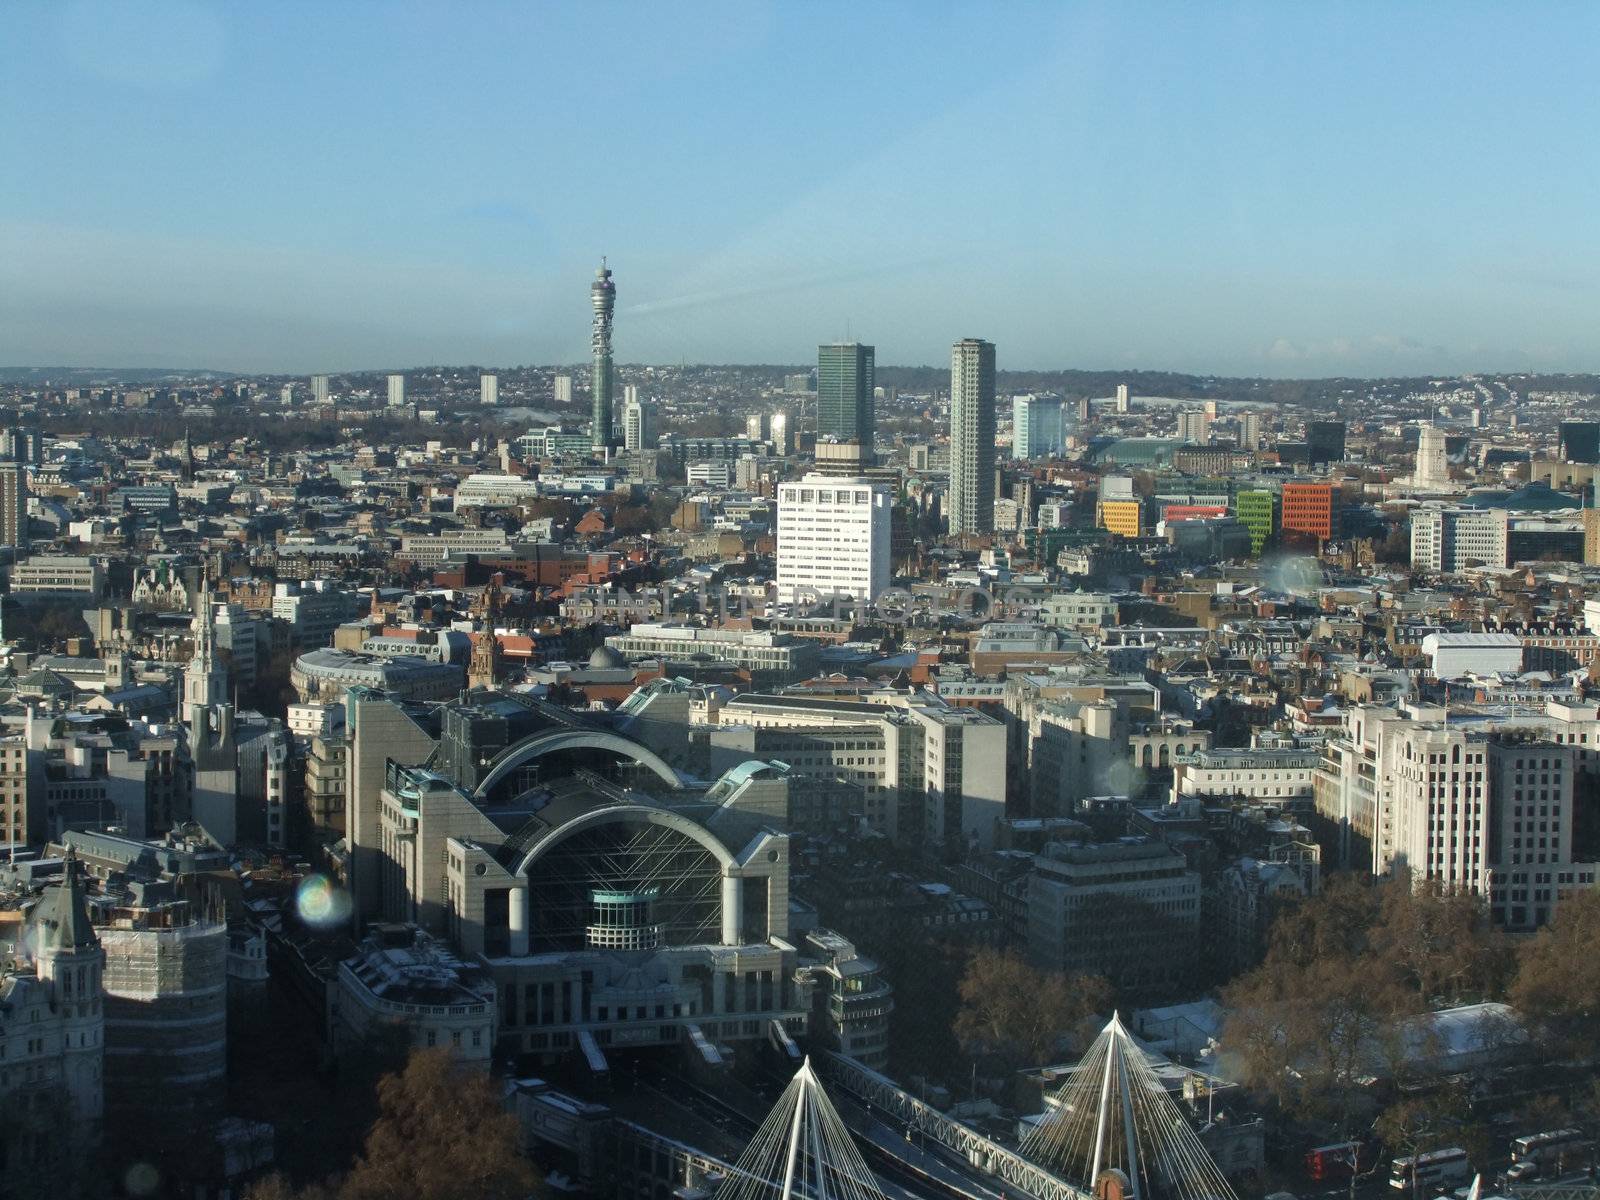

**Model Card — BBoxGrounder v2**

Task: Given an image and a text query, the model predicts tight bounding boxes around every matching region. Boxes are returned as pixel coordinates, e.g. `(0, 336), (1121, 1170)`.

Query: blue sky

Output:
(4, 1), (1599, 376)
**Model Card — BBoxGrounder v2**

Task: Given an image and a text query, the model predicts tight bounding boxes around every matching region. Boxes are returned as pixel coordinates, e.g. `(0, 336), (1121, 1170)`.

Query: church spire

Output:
(33, 850), (98, 956)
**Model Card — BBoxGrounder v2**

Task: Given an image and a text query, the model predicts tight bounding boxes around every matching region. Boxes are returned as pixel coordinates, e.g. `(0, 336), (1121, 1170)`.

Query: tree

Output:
(1222, 875), (1415, 1132)
(1375, 1078), (1486, 1168)
(1511, 888), (1600, 1058)
(1370, 871), (1511, 1006)
(953, 950), (1110, 1071)
(339, 1049), (540, 1200)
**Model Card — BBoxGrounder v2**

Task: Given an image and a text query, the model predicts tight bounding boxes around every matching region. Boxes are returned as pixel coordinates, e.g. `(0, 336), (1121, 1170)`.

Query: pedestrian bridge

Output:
(819, 1052), (1089, 1200)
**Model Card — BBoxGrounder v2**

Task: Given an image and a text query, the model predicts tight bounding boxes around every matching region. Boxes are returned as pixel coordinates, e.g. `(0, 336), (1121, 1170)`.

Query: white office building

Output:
(776, 473), (891, 606)
(480, 374), (498, 406)
(1411, 505), (1508, 573)
(386, 373), (406, 407)
(1013, 394), (1065, 459)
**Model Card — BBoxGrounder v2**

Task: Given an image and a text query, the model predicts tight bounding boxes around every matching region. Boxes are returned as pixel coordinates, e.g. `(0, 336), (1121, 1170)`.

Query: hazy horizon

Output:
(7, 3), (1600, 377)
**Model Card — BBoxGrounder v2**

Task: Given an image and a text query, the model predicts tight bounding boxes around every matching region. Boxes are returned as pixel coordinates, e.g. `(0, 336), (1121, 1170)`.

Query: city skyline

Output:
(7, 4), (1600, 376)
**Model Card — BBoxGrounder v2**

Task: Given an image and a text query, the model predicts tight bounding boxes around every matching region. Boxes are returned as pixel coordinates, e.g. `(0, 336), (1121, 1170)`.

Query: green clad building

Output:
(1236, 489), (1277, 555)
(817, 342), (875, 450)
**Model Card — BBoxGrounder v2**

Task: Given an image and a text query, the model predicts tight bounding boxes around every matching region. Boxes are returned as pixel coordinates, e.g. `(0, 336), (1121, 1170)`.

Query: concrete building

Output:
(949, 338), (997, 536)
(1413, 422), (1451, 488)
(1177, 410), (1211, 444)
(1172, 746), (1320, 805)
(271, 580), (362, 649)
(605, 623), (820, 688)
(798, 929), (892, 1071)
(775, 474), (891, 607)
(11, 555), (104, 597)
(1411, 506), (1509, 573)
(330, 925), (495, 1067)
(0, 460), (26, 550)
(386, 373), (405, 408)
(1422, 632), (1523, 678)
(310, 374), (330, 403)
(1115, 383), (1130, 413)
(480, 373), (498, 406)
(622, 388), (654, 452)
(1026, 839), (1200, 991)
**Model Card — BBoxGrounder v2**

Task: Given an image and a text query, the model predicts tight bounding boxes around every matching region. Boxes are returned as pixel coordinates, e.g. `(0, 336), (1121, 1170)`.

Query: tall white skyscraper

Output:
(776, 474), (891, 606)
(554, 374), (573, 404)
(386, 374), (405, 407)
(623, 388), (655, 452)
(1413, 422), (1451, 488)
(949, 338), (997, 536)
(1013, 394), (1065, 459)
(480, 374), (498, 406)
(770, 412), (790, 456)
(310, 374), (330, 403)
(1115, 383), (1130, 414)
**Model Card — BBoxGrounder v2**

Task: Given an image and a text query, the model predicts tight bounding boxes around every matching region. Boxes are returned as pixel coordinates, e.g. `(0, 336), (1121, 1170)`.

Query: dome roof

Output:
(588, 645), (626, 670)
(1460, 481), (1583, 512)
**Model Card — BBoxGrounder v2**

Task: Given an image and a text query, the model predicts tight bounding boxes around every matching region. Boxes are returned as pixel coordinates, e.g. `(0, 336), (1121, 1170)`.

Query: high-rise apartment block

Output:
(310, 374), (330, 403)
(1240, 412), (1261, 448)
(1177, 410), (1211, 444)
(1115, 383), (1130, 413)
(948, 338), (996, 536)
(554, 374), (573, 404)
(480, 374), (498, 406)
(386, 373), (405, 407)
(770, 412), (790, 456)
(776, 474), (891, 606)
(1013, 394), (1065, 459)
(623, 389), (655, 452)
(817, 343), (875, 452)
(0, 461), (27, 550)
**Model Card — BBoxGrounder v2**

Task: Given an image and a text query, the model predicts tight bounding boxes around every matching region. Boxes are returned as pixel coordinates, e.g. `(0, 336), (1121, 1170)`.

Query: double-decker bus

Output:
(1389, 1147), (1471, 1194)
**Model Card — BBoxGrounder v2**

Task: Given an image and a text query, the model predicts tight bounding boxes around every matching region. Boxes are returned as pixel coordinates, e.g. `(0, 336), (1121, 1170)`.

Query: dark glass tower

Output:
(816, 342), (875, 452)
(591, 262), (616, 452)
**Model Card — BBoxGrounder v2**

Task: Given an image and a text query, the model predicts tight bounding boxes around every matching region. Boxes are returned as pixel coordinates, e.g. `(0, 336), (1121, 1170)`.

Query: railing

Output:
(819, 1052), (1089, 1200)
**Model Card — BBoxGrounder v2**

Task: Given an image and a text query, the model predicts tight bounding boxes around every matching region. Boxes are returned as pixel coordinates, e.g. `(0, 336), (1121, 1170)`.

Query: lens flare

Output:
(123, 1163), (160, 1197)
(295, 874), (352, 930)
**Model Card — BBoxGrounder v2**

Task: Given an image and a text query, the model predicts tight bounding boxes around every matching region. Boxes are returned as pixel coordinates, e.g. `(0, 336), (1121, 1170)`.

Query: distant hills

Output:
(0, 367), (240, 385)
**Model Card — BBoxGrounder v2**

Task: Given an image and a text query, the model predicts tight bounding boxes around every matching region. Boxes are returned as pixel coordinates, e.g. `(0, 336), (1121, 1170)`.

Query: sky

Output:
(4, 1), (1600, 378)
